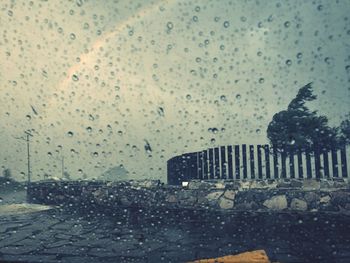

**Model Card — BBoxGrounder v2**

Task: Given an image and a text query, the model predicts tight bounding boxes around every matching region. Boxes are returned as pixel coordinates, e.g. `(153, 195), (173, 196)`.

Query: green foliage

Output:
(267, 83), (338, 151)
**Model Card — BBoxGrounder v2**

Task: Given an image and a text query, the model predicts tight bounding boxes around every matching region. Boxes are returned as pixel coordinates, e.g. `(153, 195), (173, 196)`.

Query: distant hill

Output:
(101, 165), (129, 182)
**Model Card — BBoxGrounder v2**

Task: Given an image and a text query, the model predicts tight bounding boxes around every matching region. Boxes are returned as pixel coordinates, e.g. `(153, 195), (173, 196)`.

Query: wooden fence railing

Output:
(167, 144), (349, 185)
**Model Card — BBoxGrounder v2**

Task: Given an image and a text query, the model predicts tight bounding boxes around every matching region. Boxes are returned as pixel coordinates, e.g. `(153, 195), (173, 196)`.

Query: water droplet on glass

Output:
(166, 22), (173, 30)
(259, 78), (265, 84)
(286, 59), (292, 66)
(67, 131), (74, 137)
(220, 95), (227, 102)
(70, 33), (76, 40)
(76, 0), (83, 7)
(144, 140), (152, 154)
(186, 94), (192, 100)
(72, 75), (79, 81)
(236, 94), (241, 99)
(284, 21), (290, 28)
(223, 21), (230, 28)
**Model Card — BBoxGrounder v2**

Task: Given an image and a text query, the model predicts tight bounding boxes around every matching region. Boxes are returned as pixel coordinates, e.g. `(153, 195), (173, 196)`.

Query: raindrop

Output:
(186, 94), (192, 100)
(144, 140), (152, 154)
(285, 59), (292, 66)
(72, 75), (79, 81)
(296, 52), (303, 59)
(67, 131), (74, 137)
(220, 95), (227, 101)
(284, 21), (290, 28)
(256, 129), (261, 134)
(26, 115), (31, 121)
(259, 78), (265, 84)
(157, 107), (165, 117)
(93, 152), (99, 157)
(86, 127), (92, 133)
(76, 0), (83, 7)
(193, 16), (198, 22)
(70, 33), (76, 40)
(236, 94), (241, 99)
(223, 21), (230, 28)
(166, 22), (173, 30)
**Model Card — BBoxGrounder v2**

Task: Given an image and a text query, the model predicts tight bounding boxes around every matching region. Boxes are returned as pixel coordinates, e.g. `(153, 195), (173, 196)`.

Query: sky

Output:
(0, 0), (349, 181)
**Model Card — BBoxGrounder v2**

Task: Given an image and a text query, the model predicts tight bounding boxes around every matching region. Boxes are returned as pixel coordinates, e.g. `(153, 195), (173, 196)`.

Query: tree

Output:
(339, 113), (350, 144)
(267, 83), (338, 151)
(2, 168), (12, 179)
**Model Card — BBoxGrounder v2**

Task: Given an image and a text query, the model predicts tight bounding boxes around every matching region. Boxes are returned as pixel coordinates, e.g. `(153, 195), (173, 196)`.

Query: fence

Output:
(167, 144), (349, 185)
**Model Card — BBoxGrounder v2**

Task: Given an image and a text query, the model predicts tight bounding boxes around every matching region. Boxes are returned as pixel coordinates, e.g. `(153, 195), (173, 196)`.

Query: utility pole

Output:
(62, 155), (64, 179)
(24, 131), (33, 184)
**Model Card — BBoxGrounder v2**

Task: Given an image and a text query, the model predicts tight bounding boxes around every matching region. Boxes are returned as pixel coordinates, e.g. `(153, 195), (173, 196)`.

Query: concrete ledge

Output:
(27, 179), (350, 214)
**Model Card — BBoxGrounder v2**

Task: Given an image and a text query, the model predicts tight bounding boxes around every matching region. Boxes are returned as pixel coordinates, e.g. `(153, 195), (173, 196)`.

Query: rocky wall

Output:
(27, 179), (350, 214)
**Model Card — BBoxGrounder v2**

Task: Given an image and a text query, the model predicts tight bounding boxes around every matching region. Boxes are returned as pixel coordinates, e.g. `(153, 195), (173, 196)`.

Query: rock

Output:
(304, 192), (319, 203)
(223, 190), (236, 200)
(179, 195), (197, 206)
(290, 179), (303, 188)
(188, 181), (210, 190)
(215, 182), (226, 189)
(263, 195), (287, 210)
(235, 201), (258, 210)
(165, 194), (177, 203)
(205, 191), (224, 201)
(218, 197), (234, 209)
(320, 195), (331, 204)
(239, 181), (251, 190)
(290, 198), (308, 211)
(302, 180), (320, 190)
(277, 180), (291, 188)
(136, 180), (160, 188)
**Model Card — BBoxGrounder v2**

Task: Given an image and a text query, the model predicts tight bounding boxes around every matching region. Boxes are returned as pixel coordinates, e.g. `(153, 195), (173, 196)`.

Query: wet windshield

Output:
(1, 0), (349, 262)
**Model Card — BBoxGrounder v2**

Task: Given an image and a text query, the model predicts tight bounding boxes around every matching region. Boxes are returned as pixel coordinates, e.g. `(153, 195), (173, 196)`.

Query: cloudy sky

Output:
(0, 0), (349, 181)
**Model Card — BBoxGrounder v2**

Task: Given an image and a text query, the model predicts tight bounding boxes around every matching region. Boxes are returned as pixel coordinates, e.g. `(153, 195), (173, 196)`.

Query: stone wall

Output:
(27, 179), (350, 214)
